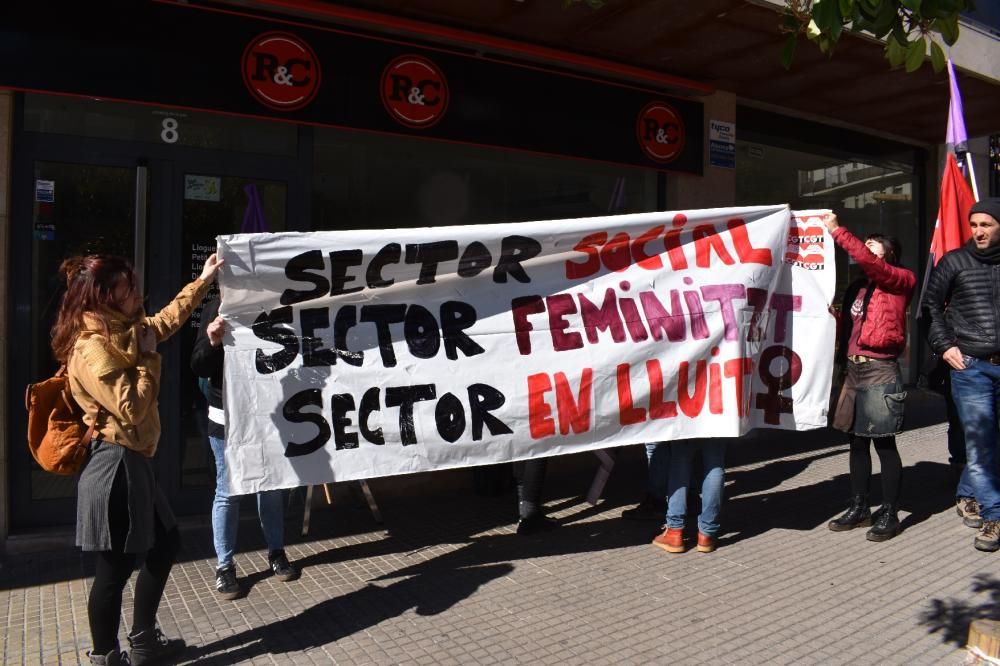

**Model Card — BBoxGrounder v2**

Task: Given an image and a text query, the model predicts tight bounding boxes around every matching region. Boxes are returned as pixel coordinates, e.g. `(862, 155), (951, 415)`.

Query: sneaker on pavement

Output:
(269, 550), (300, 582)
(621, 494), (666, 521)
(957, 497), (984, 529)
(215, 563), (242, 600)
(974, 520), (1000, 552)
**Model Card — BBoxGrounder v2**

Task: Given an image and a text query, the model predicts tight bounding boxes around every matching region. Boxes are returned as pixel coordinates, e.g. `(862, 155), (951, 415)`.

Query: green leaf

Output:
(901, 0), (923, 11)
(781, 33), (798, 70)
(937, 15), (961, 45)
(886, 35), (907, 66)
(812, 0), (844, 42)
(839, 0), (854, 17)
(904, 35), (926, 72)
(782, 8), (800, 31)
(870, 0), (899, 37)
(930, 39), (946, 72)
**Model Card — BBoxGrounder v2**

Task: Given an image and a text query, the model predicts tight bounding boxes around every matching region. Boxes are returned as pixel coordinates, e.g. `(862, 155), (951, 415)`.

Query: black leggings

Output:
(513, 459), (548, 520)
(88, 464), (181, 654)
(849, 435), (902, 505)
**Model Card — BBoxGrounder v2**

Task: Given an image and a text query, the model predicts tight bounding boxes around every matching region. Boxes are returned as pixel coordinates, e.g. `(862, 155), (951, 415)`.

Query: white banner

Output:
(217, 205), (835, 494)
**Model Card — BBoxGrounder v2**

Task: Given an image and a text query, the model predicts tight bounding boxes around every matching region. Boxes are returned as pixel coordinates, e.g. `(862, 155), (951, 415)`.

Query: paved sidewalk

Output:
(1, 391), (992, 665)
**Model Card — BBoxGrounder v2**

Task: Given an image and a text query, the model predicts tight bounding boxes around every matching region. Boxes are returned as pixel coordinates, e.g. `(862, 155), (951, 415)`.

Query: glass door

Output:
(172, 172), (288, 511)
(13, 159), (144, 522)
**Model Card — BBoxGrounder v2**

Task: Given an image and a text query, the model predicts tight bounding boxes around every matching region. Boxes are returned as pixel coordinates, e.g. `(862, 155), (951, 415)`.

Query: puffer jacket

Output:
(67, 279), (210, 457)
(831, 226), (916, 356)
(925, 243), (1000, 358)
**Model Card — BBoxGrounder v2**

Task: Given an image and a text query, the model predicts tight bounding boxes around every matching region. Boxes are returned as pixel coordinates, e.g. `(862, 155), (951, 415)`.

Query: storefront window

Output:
(311, 128), (658, 231)
(735, 113), (920, 380)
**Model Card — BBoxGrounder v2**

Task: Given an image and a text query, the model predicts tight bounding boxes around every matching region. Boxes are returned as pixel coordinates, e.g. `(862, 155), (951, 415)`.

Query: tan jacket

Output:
(68, 279), (210, 457)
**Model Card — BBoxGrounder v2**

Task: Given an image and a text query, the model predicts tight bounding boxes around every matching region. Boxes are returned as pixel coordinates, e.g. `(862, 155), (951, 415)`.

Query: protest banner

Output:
(217, 205), (835, 493)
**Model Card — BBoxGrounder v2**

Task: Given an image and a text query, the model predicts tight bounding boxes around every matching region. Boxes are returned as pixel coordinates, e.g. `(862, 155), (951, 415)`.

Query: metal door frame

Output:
(8, 97), (310, 528)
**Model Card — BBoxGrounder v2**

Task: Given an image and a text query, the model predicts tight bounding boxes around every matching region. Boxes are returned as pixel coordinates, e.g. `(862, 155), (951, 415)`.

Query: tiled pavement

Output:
(1, 390), (995, 665)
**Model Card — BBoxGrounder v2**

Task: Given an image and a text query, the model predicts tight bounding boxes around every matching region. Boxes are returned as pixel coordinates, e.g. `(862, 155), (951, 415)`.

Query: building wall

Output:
(0, 90), (12, 547)
(668, 91), (736, 209)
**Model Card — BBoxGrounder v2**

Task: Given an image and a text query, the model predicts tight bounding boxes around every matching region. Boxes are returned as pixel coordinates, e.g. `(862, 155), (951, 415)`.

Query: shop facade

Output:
(1, 1), (987, 539)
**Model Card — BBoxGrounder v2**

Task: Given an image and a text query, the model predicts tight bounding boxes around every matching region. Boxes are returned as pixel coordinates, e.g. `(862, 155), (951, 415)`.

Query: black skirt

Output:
(76, 439), (176, 553)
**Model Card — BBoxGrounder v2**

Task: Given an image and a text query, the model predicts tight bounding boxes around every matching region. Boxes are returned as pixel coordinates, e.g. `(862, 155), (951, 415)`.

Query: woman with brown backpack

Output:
(51, 252), (221, 665)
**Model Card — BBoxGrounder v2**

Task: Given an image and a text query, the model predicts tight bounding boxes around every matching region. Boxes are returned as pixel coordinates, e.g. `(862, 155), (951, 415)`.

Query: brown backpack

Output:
(25, 366), (101, 475)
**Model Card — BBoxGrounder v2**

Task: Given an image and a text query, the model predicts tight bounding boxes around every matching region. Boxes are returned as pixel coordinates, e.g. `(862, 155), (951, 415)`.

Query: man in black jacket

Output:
(191, 296), (299, 597)
(924, 198), (1000, 552)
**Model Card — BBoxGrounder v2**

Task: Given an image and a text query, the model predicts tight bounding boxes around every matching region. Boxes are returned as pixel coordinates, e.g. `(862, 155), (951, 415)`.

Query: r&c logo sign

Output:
(242, 32), (321, 111)
(636, 101), (685, 163)
(381, 55), (449, 129)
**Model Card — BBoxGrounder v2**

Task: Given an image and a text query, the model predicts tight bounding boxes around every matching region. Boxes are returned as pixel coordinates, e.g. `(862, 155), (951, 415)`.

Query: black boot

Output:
(88, 646), (128, 665)
(827, 495), (871, 531)
(866, 504), (900, 542)
(127, 627), (184, 666)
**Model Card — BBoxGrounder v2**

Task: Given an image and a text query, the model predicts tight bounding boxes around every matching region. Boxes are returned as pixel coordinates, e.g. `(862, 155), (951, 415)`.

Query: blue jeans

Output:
(209, 435), (285, 569)
(951, 359), (1000, 521)
(645, 442), (670, 500)
(666, 439), (726, 536)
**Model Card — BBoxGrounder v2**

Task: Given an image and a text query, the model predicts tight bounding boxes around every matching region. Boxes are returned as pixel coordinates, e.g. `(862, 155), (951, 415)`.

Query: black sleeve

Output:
(190, 296), (223, 378)
(924, 255), (958, 355)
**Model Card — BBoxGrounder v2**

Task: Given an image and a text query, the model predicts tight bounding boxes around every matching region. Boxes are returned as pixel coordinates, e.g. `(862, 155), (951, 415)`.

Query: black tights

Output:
(88, 464), (181, 654)
(513, 459), (548, 520)
(848, 434), (902, 505)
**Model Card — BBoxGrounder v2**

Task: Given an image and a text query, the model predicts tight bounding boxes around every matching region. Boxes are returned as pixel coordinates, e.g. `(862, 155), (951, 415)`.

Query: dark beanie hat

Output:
(971, 198), (1000, 223)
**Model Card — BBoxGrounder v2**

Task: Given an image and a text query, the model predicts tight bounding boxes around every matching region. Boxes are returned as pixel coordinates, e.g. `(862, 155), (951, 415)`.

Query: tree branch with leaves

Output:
(562, 0), (972, 73)
(781, 0), (974, 72)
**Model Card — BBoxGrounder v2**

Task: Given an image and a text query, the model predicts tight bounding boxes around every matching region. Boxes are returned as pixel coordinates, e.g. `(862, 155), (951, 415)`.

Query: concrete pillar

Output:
(667, 90), (737, 209)
(0, 91), (12, 548)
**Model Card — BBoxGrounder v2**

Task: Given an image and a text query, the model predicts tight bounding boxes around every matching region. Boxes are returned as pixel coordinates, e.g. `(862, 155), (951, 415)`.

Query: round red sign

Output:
(380, 55), (449, 129)
(636, 101), (685, 163)
(242, 32), (321, 112)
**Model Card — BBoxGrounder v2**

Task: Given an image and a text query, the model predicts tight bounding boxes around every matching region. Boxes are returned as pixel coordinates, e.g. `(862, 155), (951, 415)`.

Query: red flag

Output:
(930, 152), (975, 265)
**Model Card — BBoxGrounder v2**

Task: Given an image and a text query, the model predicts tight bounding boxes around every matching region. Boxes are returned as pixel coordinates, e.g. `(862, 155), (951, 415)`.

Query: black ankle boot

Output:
(88, 646), (127, 665)
(866, 504), (900, 542)
(127, 627), (184, 666)
(828, 495), (871, 532)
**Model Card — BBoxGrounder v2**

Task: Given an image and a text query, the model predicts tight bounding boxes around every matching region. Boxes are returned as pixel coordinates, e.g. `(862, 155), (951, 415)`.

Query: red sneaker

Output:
(696, 532), (717, 553)
(652, 527), (685, 553)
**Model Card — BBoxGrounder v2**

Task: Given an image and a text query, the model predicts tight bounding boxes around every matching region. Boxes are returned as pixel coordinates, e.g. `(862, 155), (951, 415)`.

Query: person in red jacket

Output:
(823, 212), (916, 542)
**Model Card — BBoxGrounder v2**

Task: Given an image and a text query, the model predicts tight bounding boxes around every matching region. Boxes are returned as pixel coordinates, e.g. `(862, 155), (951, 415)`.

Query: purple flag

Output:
(240, 183), (270, 234)
(946, 58), (968, 151)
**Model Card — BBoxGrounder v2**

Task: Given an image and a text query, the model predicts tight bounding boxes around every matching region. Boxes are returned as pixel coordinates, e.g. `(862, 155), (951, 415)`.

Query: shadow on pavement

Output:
(184, 561), (515, 665)
(720, 458), (954, 547)
(184, 513), (663, 664)
(921, 573), (1000, 647)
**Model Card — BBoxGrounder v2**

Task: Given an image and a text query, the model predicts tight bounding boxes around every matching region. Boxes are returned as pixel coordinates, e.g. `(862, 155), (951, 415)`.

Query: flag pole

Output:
(963, 152), (981, 201)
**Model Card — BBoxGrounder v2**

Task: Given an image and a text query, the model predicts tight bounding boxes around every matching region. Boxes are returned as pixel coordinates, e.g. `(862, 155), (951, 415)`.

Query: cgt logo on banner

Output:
(380, 55), (450, 128)
(217, 205), (835, 493)
(242, 32), (321, 111)
(785, 216), (826, 271)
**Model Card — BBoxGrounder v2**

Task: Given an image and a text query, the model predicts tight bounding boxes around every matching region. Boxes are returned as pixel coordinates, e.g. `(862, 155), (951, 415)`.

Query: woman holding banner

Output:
(823, 213), (915, 542)
(52, 252), (221, 665)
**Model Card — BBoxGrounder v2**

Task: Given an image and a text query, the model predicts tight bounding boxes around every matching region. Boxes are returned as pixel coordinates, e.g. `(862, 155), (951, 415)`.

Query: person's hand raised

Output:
(199, 253), (225, 283)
